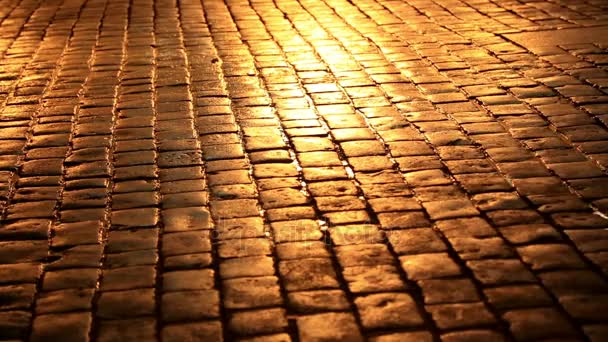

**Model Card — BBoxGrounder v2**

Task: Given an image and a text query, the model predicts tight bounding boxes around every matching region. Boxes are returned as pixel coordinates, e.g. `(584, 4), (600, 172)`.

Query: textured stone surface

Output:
(0, 0), (606, 339)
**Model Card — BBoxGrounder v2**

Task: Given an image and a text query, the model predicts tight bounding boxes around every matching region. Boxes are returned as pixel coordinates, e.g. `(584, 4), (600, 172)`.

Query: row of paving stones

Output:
(0, 0), (606, 341)
(2, 0), (124, 340)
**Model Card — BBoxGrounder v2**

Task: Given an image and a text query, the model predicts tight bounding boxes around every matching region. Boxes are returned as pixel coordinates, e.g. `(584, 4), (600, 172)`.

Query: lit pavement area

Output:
(0, 0), (608, 340)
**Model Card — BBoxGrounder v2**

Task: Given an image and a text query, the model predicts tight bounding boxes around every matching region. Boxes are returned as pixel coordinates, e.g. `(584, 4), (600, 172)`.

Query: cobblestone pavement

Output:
(0, 0), (608, 341)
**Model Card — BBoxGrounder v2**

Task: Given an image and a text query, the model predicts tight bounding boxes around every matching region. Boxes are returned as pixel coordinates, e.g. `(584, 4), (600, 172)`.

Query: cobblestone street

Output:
(0, 0), (608, 340)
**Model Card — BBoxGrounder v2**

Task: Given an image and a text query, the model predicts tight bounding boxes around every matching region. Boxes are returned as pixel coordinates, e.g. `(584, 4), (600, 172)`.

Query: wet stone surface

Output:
(0, 0), (607, 340)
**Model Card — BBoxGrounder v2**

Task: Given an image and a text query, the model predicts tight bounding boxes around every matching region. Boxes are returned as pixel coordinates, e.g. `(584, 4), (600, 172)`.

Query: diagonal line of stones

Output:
(0, 0), (45, 61)
(0, 0), (107, 338)
(0, 0), (24, 28)
(174, 0), (228, 337)
(0, 0), (63, 110)
(29, 0), (125, 338)
(0, 0), (66, 217)
(88, 0), (130, 338)
(2, 0), (98, 224)
(0, 0), (35, 54)
(202, 0), (308, 339)
(2, 0), (93, 209)
(201, 0), (280, 336)
(153, 0), (223, 337)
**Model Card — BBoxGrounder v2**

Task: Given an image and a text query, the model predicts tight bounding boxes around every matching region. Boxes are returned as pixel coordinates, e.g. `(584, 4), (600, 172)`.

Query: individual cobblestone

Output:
(0, 0), (606, 340)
